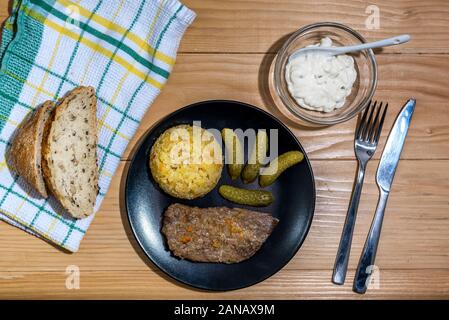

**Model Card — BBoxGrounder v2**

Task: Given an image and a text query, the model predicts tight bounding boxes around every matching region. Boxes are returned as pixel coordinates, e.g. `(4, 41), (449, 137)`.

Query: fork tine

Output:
(374, 103), (388, 143)
(356, 101), (373, 139)
(361, 101), (376, 141)
(368, 102), (382, 142)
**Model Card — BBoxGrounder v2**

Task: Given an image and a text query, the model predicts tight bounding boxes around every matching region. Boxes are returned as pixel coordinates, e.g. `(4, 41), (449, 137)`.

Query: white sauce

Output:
(285, 37), (357, 113)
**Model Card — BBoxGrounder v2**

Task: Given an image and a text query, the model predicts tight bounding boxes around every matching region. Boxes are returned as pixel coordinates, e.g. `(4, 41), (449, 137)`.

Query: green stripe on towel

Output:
(29, 0), (170, 79)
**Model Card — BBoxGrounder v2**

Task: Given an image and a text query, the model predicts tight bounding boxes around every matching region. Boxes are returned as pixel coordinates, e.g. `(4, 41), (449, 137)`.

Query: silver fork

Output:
(332, 101), (388, 285)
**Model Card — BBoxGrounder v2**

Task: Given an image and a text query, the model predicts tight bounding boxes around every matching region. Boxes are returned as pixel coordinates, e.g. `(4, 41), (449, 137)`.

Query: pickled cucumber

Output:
(259, 151), (304, 187)
(219, 185), (274, 207)
(221, 128), (244, 180)
(241, 130), (268, 183)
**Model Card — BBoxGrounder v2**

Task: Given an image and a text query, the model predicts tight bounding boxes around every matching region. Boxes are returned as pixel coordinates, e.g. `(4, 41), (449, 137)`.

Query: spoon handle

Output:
(334, 34), (411, 55)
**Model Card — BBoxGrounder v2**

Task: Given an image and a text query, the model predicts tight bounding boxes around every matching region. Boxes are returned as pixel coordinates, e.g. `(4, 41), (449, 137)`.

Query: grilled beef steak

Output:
(162, 203), (279, 263)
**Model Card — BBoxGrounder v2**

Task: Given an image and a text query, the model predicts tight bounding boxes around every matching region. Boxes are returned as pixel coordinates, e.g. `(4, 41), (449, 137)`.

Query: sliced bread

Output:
(42, 86), (99, 219)
(8, 101), (55, 198)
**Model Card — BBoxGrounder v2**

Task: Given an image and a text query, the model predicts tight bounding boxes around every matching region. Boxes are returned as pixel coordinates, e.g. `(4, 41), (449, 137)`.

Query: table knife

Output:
(353, 98), (416, 294)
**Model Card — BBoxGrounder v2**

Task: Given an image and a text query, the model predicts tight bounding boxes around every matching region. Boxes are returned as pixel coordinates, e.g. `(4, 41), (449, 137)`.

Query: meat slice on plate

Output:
(161, 203), (279, 263)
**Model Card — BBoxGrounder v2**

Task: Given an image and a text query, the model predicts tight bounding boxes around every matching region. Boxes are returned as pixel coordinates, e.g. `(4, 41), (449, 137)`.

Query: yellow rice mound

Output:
(149, 124), (223, 199)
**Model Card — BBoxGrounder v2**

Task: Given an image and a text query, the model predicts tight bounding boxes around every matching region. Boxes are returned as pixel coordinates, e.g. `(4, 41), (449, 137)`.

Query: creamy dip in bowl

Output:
(272, 22), (377, 127)
(285, 37), (357, 113)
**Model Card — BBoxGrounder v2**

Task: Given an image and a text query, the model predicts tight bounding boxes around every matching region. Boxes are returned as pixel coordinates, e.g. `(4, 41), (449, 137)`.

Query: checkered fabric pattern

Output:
(0, 0), (195, 252)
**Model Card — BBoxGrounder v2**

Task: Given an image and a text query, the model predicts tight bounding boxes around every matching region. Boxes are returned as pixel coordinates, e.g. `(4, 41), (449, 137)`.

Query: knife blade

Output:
(376, 98), (416, 192)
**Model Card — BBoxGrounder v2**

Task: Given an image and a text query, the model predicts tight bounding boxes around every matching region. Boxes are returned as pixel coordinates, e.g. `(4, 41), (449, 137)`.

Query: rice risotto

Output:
(149, 124), (223, 199)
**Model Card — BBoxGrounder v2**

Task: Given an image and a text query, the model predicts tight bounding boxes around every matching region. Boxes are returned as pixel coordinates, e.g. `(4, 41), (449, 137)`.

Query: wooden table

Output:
(1, 0), (449, 299)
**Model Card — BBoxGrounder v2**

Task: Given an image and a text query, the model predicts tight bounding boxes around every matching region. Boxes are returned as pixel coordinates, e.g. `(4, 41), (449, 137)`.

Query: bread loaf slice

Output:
(8, 101), (55, 197)
(42, 86), (99, 219)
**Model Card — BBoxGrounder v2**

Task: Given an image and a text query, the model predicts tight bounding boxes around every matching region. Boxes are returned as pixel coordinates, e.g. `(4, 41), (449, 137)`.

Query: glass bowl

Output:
(273, 22), (378, 127)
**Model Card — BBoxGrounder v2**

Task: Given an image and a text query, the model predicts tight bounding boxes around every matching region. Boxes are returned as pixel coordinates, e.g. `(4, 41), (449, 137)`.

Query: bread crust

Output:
(41, 104), (56, 200)
(9, 101), (55, 197)
(42, 86), (99, 219)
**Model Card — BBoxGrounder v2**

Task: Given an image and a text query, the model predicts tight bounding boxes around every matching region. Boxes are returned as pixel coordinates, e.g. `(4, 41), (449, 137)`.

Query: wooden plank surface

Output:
(125, 53), (449, 161)
(1, 0), (449, 299)
(2, 1), (449, 53)
(1, 269), (449, 299)
(177, 0), (449, 54)
(1, 159), (448, 298)
(1, 160), (449, 274)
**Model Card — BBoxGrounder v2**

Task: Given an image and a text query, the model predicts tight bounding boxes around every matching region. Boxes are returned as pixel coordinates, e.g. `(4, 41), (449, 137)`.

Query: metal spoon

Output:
(288, 34), (410, 61)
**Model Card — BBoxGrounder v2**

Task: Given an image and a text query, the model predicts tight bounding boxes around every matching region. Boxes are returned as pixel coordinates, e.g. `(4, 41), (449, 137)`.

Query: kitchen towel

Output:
(0, 0), (195, 252)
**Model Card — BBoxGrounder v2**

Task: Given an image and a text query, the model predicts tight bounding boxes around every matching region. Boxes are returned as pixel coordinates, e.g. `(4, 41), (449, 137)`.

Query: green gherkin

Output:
(219, 185), (274, 207)
(221, 128), (244, 180)
(259, 151), (304, 187)
(241, 130), (268, 183)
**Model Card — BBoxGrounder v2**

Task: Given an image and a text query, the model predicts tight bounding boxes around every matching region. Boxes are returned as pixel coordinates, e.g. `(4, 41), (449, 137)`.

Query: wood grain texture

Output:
(1, 160), (448, 299)
(1, 269), (448, 299)
(179, 0), (449, 54)
(124, 53), (449, 161)
(2, 1), (449, 54)
(1, 0), (449, 299)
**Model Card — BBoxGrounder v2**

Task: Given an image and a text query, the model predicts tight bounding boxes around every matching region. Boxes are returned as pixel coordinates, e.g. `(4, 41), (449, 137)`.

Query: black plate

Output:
(125, 100), (315, 291)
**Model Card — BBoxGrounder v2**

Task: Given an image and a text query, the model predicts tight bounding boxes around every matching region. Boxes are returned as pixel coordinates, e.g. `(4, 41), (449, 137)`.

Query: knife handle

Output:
(353, 189), (389, 294)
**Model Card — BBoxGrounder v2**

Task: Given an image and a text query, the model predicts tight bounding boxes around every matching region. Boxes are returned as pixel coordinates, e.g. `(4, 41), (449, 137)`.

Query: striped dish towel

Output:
(0, 0), (195, 252)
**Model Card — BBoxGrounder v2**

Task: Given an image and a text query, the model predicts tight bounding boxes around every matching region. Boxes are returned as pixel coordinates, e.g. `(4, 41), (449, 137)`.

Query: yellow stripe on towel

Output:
(57, 0), (176, 66)
(26, 8), (164, 89)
